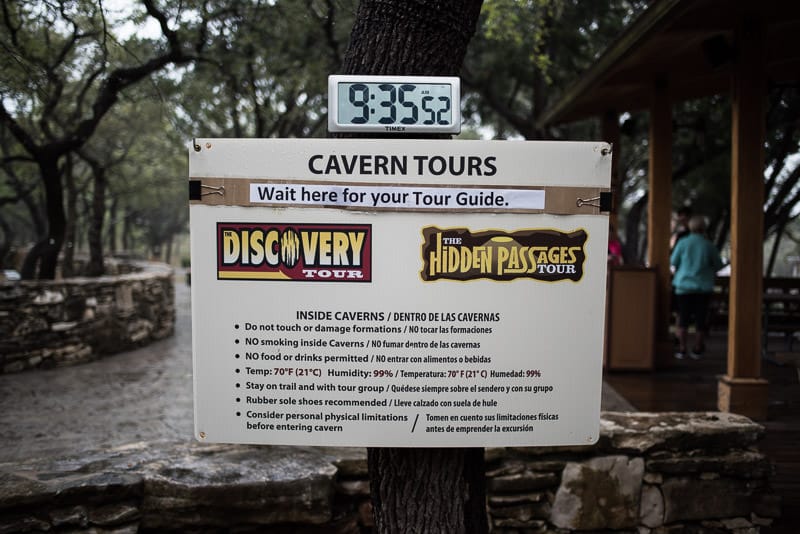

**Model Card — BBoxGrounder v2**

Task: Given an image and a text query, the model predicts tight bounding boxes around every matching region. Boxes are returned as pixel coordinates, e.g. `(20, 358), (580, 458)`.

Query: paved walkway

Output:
(0, 276), (632, 464)
(0, 278), (194, 463)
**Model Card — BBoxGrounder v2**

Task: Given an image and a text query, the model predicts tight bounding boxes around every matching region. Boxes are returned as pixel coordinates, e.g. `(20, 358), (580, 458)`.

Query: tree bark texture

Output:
(340, 1), (486, 532)
(369, 447), (486, 533)
(342, 0), (483, 76)
(87, 163), (107, 277)
(21, 156), (65, 280)
(62, 158), (77, 278)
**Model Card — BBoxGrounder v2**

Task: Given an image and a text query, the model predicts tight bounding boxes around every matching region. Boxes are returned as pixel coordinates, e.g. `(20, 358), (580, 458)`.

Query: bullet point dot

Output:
(235, 324), (239, 329)
(236, 412), (241, 416)
(236, 383), (240, 388)
(236, 397), (241, 402)
(235, 354), (240, 359)
(235, 339), (239, 344)
(235, 368), (240, 373)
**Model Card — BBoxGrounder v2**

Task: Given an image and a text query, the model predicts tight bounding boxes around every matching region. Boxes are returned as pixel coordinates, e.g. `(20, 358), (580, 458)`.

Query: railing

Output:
(711, 276), (800, 352)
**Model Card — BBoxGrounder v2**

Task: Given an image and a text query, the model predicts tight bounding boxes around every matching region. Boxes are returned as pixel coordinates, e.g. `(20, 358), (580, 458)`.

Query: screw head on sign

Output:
(199, 432), (206, 439)
(205, 143), (212, 149)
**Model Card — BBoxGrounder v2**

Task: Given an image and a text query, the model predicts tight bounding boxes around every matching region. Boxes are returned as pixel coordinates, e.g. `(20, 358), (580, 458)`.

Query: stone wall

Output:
(0, 263), (175, 373)
(0, 412), (779, 532)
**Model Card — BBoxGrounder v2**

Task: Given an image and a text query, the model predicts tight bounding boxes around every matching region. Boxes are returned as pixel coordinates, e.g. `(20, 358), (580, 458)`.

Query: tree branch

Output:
(462, 67), (533, 138)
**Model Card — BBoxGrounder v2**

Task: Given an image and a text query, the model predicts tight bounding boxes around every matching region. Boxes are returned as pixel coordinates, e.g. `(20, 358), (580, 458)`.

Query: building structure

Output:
(539, 0), (800, 419)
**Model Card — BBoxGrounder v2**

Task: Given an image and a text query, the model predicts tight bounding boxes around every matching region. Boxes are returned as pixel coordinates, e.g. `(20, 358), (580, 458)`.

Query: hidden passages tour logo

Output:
(420, 226), (587, 282)
(217, 223), (371, 281)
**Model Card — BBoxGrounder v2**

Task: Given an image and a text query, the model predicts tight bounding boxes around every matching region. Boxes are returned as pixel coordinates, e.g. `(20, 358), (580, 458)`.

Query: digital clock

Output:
(328, 75), (461, 134)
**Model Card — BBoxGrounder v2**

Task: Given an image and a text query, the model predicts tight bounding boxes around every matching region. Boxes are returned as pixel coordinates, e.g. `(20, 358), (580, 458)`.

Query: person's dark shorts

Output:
(675, 292), (712, 331)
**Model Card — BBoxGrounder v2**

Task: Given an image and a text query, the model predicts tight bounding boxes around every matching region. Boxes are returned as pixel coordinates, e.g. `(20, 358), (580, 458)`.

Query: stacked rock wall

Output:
(0, 412), (778, 532)
(487, 412), (778, 532)
(0, 263), (175, 373)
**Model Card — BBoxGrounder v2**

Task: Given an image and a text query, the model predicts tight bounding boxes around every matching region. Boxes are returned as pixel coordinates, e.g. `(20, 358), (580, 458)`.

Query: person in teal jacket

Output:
(670, 215), (724, 359)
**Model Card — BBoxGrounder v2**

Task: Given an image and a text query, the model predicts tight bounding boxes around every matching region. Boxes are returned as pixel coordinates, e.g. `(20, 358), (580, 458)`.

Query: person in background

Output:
(670, 215), (723, 359)
(670, 206), (693, 250)
(607, 225), (624, 267)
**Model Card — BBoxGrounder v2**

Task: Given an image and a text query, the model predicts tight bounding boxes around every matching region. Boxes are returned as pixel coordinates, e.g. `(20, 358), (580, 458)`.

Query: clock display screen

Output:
(337, 82), (453, 127)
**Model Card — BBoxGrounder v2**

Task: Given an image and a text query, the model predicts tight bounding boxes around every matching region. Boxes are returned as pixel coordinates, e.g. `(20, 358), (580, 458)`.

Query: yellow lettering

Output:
(429, 233), (443, 276)
(249, 230), (264, 265)
(447, 246), (460, 273)
(223, 231), (240, 264)
(460, 246), (472, 273)
(241, 230), (250, 264)
(301, 231), (319, 265)
(319, 232), (332, 265)
(497, 247), (510, 276)
(349, 232), (365, 267)
(265, 230), (280, 266)
(526, 247), (538, 273)
(332, 232), (348, 265)
(568, 247), (580, 263)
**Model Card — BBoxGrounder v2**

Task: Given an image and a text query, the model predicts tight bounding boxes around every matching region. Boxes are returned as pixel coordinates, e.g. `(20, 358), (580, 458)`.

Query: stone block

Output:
(640, 484), (664, 528)
(490, 501), (551, 522)
(49, 505), (88, 527)
(550, 455), (644, 530)
(661, 477), (755, 523)
(85, 502), (140, 527)
(751, 493), (781, 518)
(647, 451), (770, 478)
(600, 412), (763, 453)
(489, 491), (548, 506)
(489, 470), (559, 493)
(0, 515), (51, 532)
(336, 479), (370, 496)
(139, 443), (337, 528)
(492, 516), (548, 530)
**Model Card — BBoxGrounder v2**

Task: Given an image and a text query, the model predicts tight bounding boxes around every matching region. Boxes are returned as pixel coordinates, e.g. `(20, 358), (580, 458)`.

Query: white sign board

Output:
(189, 139), (611, 447)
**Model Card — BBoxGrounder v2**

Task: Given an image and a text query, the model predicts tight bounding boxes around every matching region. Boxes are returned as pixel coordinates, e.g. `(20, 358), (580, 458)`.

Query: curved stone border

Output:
(0, 262), (175, 374)
(0, 412), (779, 532)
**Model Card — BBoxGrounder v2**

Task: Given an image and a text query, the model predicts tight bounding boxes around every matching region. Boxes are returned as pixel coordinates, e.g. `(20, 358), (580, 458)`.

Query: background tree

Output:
(460, 0), (800, 269)
(339, 1), (486, 531)
(616, 89), (800, 268)
(0, 0), (209, 279)
(174, 0), (353, 139)
(462, 0), (651, 139)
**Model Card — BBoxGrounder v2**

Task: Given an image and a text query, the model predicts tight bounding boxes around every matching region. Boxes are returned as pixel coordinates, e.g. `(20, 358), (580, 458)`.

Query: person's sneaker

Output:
(690, 344), (705, 360)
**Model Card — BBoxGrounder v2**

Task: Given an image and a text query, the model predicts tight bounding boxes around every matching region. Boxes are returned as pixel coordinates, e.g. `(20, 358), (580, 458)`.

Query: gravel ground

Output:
(0, 276), (632, 464)
(0, 277), (194, 463)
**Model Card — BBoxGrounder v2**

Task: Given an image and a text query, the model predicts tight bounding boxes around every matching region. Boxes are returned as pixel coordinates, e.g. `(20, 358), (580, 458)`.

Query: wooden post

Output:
(647, 79), (674, 367)
(601, 109), (621, 228)
(719, 15), (769, 420)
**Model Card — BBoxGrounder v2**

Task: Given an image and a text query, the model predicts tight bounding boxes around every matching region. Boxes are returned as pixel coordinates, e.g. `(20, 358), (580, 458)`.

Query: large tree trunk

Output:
(0, 216), (11, 268)
(87, 163), (107, 276)
(122, 206), (133, 253)
(107, 196), (118, 255)
(340, 1), (486, 532)
(343, 0), (482, 77)
(369, 448), (487, 533)
(165, 235), (174, 265)
(62, 157), (77, 278)
(21, 156), (65, 280)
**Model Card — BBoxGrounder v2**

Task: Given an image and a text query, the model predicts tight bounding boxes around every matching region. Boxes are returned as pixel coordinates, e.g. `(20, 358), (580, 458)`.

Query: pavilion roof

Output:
(538, 0), (800, 126)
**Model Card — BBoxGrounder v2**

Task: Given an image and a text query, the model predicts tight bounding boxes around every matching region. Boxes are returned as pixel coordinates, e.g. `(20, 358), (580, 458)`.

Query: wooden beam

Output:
(601, 109), (621, 229)
(719, 14), (768, 419)
(647, 80), (674, 366)
(537, 0), (687, 128)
